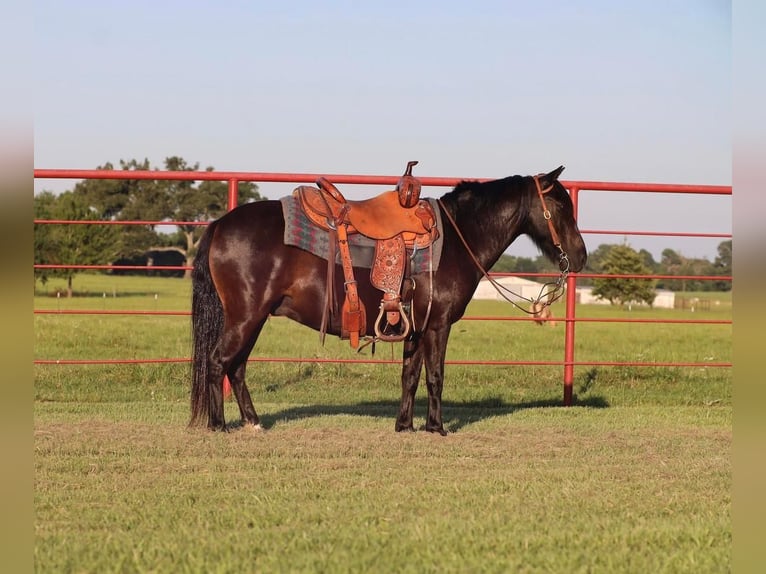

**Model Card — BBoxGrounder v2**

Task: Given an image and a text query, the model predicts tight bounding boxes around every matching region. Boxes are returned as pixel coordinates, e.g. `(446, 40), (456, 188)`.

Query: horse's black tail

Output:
(189, 222), (223, 427)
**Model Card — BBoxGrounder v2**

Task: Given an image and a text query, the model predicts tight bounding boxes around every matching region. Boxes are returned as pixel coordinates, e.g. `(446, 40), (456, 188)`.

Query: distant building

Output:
(473, 278), (676, 309)
(575, 286), (675, 309)
(472, 277), (555, 303)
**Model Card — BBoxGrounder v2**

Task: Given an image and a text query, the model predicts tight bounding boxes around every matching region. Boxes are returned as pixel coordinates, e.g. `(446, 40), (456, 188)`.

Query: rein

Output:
(437, 174), (571, 315)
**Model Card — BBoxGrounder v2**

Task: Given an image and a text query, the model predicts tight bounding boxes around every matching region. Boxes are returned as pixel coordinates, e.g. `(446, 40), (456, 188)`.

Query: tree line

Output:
(34, 156), (732, 301)
(34, 157), (263, 295)
(492, 239), (731, 307)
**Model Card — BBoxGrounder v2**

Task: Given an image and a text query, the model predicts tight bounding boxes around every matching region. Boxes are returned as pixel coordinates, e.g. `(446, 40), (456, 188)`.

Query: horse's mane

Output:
(440, 175), (531, 231)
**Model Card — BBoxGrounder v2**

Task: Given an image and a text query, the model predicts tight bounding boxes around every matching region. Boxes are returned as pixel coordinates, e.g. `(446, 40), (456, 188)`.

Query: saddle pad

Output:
(280, 194), (443, 273)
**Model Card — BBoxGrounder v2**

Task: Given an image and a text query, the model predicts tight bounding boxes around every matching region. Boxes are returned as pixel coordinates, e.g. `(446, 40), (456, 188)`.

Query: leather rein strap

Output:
(437, 174), (570, 314)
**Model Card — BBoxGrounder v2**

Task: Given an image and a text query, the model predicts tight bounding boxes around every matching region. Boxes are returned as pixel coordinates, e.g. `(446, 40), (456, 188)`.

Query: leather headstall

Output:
(532, 174), (570, 274)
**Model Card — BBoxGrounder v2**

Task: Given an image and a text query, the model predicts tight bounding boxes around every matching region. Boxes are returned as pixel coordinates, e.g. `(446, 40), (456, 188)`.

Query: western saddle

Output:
(294, 161), (439, 349)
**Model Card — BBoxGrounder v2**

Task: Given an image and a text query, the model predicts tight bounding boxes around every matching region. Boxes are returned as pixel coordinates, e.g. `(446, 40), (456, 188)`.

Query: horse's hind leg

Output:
(211, 318), (266, 428)
(206, 347), (228, 431)
(227, 360), (260, 429)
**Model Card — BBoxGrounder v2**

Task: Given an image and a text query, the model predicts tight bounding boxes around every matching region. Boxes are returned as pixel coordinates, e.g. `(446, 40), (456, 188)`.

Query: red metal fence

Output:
(33, 169), (732, 403)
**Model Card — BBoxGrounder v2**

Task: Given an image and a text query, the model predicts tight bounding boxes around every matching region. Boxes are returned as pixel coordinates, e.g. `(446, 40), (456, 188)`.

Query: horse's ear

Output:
(548, 165), (565, 180)
(537, 166), (565, 193)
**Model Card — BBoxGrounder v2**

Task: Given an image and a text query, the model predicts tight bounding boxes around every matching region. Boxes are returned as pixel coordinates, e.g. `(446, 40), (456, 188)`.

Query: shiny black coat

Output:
(190, 168), (587, 434)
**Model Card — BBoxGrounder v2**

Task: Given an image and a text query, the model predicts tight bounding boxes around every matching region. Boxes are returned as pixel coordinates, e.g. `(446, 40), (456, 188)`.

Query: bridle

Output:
(437, 174), (571, 315)
(533, 174), (571, 279)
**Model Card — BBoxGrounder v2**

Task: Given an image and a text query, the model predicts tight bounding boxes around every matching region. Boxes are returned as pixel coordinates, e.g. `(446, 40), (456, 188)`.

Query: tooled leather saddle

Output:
(294, 161), (439, 349)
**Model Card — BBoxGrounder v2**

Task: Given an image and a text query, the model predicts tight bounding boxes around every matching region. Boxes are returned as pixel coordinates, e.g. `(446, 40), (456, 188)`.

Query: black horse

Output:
(190, 166), (586, 435)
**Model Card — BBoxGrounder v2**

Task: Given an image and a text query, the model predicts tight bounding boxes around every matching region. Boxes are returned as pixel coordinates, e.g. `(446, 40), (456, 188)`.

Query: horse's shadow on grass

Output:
(238, 395), (609, 433)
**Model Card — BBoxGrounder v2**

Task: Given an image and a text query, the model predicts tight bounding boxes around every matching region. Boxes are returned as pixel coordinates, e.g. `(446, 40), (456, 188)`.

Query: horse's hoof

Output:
(242, 423), (265, 433)
(395, 423), (415, 433)
(426, 426), (448, 436)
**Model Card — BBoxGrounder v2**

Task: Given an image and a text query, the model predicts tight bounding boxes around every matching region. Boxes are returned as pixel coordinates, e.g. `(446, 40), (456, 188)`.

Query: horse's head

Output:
(525, 166), (587, 272)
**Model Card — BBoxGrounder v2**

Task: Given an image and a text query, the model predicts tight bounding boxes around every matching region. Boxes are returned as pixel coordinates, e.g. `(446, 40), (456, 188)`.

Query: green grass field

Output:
(34, 275), (731, 573)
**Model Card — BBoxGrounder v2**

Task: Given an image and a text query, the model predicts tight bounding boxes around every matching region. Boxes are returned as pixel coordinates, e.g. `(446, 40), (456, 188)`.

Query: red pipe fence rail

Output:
(33, 168), (732, 404)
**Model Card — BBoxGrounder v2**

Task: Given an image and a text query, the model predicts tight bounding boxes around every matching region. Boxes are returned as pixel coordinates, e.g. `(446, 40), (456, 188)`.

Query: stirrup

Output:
(374, 301), (411, 342)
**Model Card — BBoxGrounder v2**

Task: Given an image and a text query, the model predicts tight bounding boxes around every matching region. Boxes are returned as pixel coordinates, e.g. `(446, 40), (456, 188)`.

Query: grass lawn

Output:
(34, 275), (731, 572)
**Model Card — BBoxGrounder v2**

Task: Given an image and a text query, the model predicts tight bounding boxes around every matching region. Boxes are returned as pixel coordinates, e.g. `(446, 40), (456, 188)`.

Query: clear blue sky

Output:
(33, 0), (731, 261)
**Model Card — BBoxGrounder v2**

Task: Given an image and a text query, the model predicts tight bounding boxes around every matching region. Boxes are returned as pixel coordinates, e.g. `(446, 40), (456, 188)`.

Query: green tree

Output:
(72, 159), (163, 261)
(638, 248), (658, 273)
(73, 159), (151, 218)
(156, 157), (263, 278)
(592, 244), (657, 308)
(490, 254), (539, 274)
(72, 156), (264, 278)
(658, 248), (684, 291)
(35, 191), (122, 296)
(656, 248), (719, 292)
(714, 240), (732, 271)
(579, 243), (617, 287)
(587, 243), (619, 269)
(34, 191), (59, 286)
(712, 240), (732, 291)
(679, 257), (716, 292)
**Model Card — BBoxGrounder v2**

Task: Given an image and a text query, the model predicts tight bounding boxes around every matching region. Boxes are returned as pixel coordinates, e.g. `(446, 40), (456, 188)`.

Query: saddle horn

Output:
(396, 160), (422, 208)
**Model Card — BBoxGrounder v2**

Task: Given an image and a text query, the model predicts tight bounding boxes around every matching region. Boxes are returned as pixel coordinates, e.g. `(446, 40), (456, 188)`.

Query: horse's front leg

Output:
(396, 335), (424, 432)
(423, 326), (451, 436)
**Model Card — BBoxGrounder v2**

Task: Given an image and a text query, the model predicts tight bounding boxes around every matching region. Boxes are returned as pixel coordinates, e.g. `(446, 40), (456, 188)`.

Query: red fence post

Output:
(563, 186), (580, 405)
(227, 177), (238, 211)
(222, 178), (240, 399)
